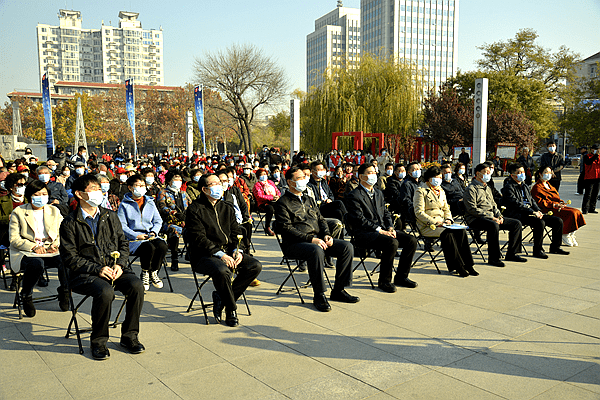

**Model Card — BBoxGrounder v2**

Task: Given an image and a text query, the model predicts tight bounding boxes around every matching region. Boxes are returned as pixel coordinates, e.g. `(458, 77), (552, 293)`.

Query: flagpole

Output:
(201, 85), (206, 155)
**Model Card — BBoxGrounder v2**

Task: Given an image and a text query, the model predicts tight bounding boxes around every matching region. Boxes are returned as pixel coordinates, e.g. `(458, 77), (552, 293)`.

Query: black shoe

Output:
(91, 345), (110, 360)
(58, 287), (70, 312)
(505, 255), (528, 263)
(212, 291), (224, 324)
(488, 259), (505, 268)
(171, 259), (179, 272)
(37, 275), (49, 287)
(378, 281), (397, 293)
(533, 251), (548, 259)
(452, 265), (470, 277)
(22, 296), (36, 317)
(549, 248), (570, 255)
(225, 310), (239, 326)
(465, 265), (479, 276)
(394, 277), (418, 288)
(589, 210), (598, 214)
(8, 276), (17, 291)
(120, 337), (145, 354)
(582, 210), (588, 214)
(313, 294), (332, 312)
(297, 261), (307, 272)
(330, 289), (360, 303)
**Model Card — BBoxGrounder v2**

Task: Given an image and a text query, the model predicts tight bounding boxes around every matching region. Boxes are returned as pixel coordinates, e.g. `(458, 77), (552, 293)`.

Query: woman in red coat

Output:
(252, 168), (280, 236)
(531, 167), (585, 247)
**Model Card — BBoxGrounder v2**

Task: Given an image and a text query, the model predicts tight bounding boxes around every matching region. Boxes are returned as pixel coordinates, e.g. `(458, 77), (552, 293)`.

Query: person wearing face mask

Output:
(61, 174), (144, 360)
(17, 165), (33, 184)
(538, 141), (566, 191)
(70, 145), (87, 165)
(327, 150), (342, 172)
(186, 169), (203, 202)
(398, 162), (422, 226)
(97, 174), (120, 211)
(252, 168), (281, 236)
(482, 161), (503, 205)
(186, 174), (262, 327)
(156, 171), (189, 272)
(344, 164), (361, 194)
(414, 166), (476, 277)
(343, 151), (353, 164)
(109, 167), (130, 201)
(141, 167), (162, 199)
(269, 165), (288, 194)
(531, 167), (586, 247)
(384, 163), (407, 226)
(453, 162), (468, 190)
(377, 148), (394, 169)
(440, 164), (466, 217)
(258, 145), (271, 165)
(501, 163), (568, 259)
(328, 165), (347, 200)
(516, 147), (535, 186)
(581, 143), (600, 214)
(464, 163), (526, 267)
(274, 166), (358, 311)
(118, 175), (166, 291)
(66, 161), (86, 192)
(354, 151), (365, 165)
(346, 163), (419, 292)
(36, 165), (68, 213)
(307, 161), (347, 224)
(48, 145), (67, 171)
(9, 180), (69, 316)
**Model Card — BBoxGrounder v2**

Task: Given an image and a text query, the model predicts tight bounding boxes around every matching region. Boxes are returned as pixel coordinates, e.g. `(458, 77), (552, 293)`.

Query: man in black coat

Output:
(440, 164), (465, 217)
(384, 163), (406, 217)
(217, 169), (253, 253)
(60, 174), (145, 361)
(501, 163), (569, 258)
(345, 163), (418, 293)
(398, 161), (421, 226)
(458, 148), (470, 171)
(274, 166), (357, 312)
(185, 174), (262, 327)
(539, 141), (566, 191)
(516, 147), (535, 186)
(307, 161), (347, 224)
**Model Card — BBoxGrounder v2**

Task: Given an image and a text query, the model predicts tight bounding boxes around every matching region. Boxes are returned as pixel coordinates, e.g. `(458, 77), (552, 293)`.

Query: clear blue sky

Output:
(1, 0), (598, 108)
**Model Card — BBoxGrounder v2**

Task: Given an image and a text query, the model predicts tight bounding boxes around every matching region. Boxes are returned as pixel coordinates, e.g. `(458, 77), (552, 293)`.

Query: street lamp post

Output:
(171, 132), (176, 155)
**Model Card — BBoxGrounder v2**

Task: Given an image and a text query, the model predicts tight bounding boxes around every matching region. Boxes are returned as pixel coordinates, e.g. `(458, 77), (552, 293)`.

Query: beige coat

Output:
(413, 183), (452, 237)
(8, 204), (62, 272)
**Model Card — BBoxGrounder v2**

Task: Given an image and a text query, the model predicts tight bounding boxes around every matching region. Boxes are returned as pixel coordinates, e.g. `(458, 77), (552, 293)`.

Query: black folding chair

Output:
(12, 270), (59, 319)
(348, 235), (376, 289)
(274, 232), (332, 303)
(409, 222), (442, 274)
(252, 210), (265, 233)
(186, 268), (251, 325)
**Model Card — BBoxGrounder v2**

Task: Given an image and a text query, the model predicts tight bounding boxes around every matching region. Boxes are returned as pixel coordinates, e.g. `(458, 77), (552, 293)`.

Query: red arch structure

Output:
(331, 131), (385, 155)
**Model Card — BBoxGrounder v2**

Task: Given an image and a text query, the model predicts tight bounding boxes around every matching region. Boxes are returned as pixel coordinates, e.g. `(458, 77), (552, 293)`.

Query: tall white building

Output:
(361, 0), (459, 91)
(36, 10), (164, 89)
(306, 2), (361, 91)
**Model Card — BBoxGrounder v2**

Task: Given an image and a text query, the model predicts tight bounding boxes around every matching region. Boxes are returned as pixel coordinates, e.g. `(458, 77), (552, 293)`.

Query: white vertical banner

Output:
(186, 111), (193, 156)
(290, 99), (300, 152)
(472, 78), (488, 173)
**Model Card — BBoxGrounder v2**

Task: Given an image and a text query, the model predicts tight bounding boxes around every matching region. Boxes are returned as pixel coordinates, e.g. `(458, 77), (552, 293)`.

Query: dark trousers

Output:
(134, 239), (168, 272)
(20, 255), (66, 298)
(520, 214), (563, 253)
(439, 229), (474, 271)
(468, 217), (522, 262)
(577, 171), (585, 194)
(192, 254), (262, 311)
(167, 235), (179, 262)
(548, 178), (561, 192)
(240, 223), (253, 252)
(356, 230), (417, 283)
(259, 203), (275, 230)
(582, 179), (600, 212)
(320, 200), (347, 224)
(71, 272), (144, 347)
(283, 239), (353, 295)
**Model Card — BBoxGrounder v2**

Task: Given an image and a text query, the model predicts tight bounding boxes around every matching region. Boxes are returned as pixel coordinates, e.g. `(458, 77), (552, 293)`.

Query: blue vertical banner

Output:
(125, 79), (138, 159)
(41, 73), (55, 159)
(194, 85), (206, 154)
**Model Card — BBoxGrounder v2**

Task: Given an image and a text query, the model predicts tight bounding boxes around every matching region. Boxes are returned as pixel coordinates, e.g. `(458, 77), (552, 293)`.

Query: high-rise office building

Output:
(36, 10), (164, 89)
(361, 0), (458, 90)
(306, 2), (361, 91)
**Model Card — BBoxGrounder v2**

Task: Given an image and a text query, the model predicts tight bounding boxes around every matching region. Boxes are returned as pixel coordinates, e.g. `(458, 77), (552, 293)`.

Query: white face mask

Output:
(481, 173), (492, 183)
(385, 169), (393, 176)
(411, 170), (421, 179)
(458, 168), (466, 175)
(119, 175), (127, 182)
(542, 173), (552, 181)
(170, 181), (182, 191)
(366, 174), (378, 186)
(316, 170), (326, 179)
(397, 172), (406, 179)
(145, 176), (155, 185)
(443, 173), (452, 182)
(132, 186), (147, 198)
(430, 177), (442, 187)
(84, 190), (104, 208)
(22, 172), (29, 178)
(548, 146), (556, 153)
(38, 174), (50, 183)
(15, 186), (26, 196)
(100, 182), (111, 193)
(62, 170), (70, 177)
(76, 168), (84, 176)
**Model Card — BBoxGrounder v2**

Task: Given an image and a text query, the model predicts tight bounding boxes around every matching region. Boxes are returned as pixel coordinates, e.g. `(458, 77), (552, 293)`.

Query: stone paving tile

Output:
(0, 368), (73, 400)
(578, 304), (600, 319)
(565, 364), (600, 394)
(531, 382), (600, 400)
(281, 370), (380, 400)
(506, 303), (574, 325)
(533, 294), (597, 313)
(416, 299), (502, 325)
(473, 313), (544, 338)
(441, 325), (512, 351)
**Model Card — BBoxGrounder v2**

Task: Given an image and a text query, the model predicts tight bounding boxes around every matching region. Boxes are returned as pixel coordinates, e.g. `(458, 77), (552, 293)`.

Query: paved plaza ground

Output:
(1, 167), (599, 400)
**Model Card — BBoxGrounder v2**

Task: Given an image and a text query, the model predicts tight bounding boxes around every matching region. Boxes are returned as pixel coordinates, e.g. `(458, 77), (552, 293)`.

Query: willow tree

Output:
(301, 54), (422, 156)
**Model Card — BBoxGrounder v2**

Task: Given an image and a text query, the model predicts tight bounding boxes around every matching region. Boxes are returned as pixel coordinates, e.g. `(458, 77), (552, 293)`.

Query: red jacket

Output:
(584, 153), (600, 180)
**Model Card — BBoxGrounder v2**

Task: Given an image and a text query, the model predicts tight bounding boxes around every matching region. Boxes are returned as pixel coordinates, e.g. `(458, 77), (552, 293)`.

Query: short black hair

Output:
(394, 163), (405, 171)
(78, 146), (86, 152)
(507, 163), (523, 174)
(215, 169), (229, 179)
(141, 167), (155, 177)
(310, 160), (324, 171)
(454, 162), (465, 173)
(423, 166), (442, 181)
(199, 173), (217, 189)
(270, 165), (280, 173)
(385, 162), (394, 169)
(406, 161), (420, 172)
(440, 164), (452, 171)
(547, 141), (556, 146)
(474, 163), (489, 174)
(358, 162), (374, 176)
(285, 165), (303, 181)
(164, 170), (182, 185)
(25, 180), (50, 203)
(126, 174), (144, 187)
(299, 164), (311, 173)
(5, 173), (26, 190)
(71, 174), (100, 197)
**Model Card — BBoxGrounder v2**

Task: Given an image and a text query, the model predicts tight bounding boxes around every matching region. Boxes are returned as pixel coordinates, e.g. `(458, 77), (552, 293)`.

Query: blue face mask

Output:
(411, 170), (421, 179)
(207, 185), (223, 200)
(366, 174), (378, 186)
(259, 175), (267, 182)
(482, 173), (492, 183)
(273, 172), (280, 179)
(31, 195), (48, 208)
(515, 173), (526, 182)
(100, 182), (110, 193)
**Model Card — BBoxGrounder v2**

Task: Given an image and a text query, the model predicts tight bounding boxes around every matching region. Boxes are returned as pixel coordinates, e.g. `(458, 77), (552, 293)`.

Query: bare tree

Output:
(193, 43), (288, 152)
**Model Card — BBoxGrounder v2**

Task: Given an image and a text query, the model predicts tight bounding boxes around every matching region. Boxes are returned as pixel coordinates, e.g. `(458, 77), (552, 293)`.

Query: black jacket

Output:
(399, 176), (419, 221)
(441, 178), (464, 205)
(501, 177), (540, 219)
(539, 152), (565, 180)
(274, 191), (329, 247)
(307, 176), (334, 202)
(345, 185), (393, 236)
(223, 186), (250, 222)
(59, 206), (131, 286)
(384, 175), (404, 212)
(185, 193), (242, 259)
(110, 179), (129, 200)
(458, 152), (470, 166)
